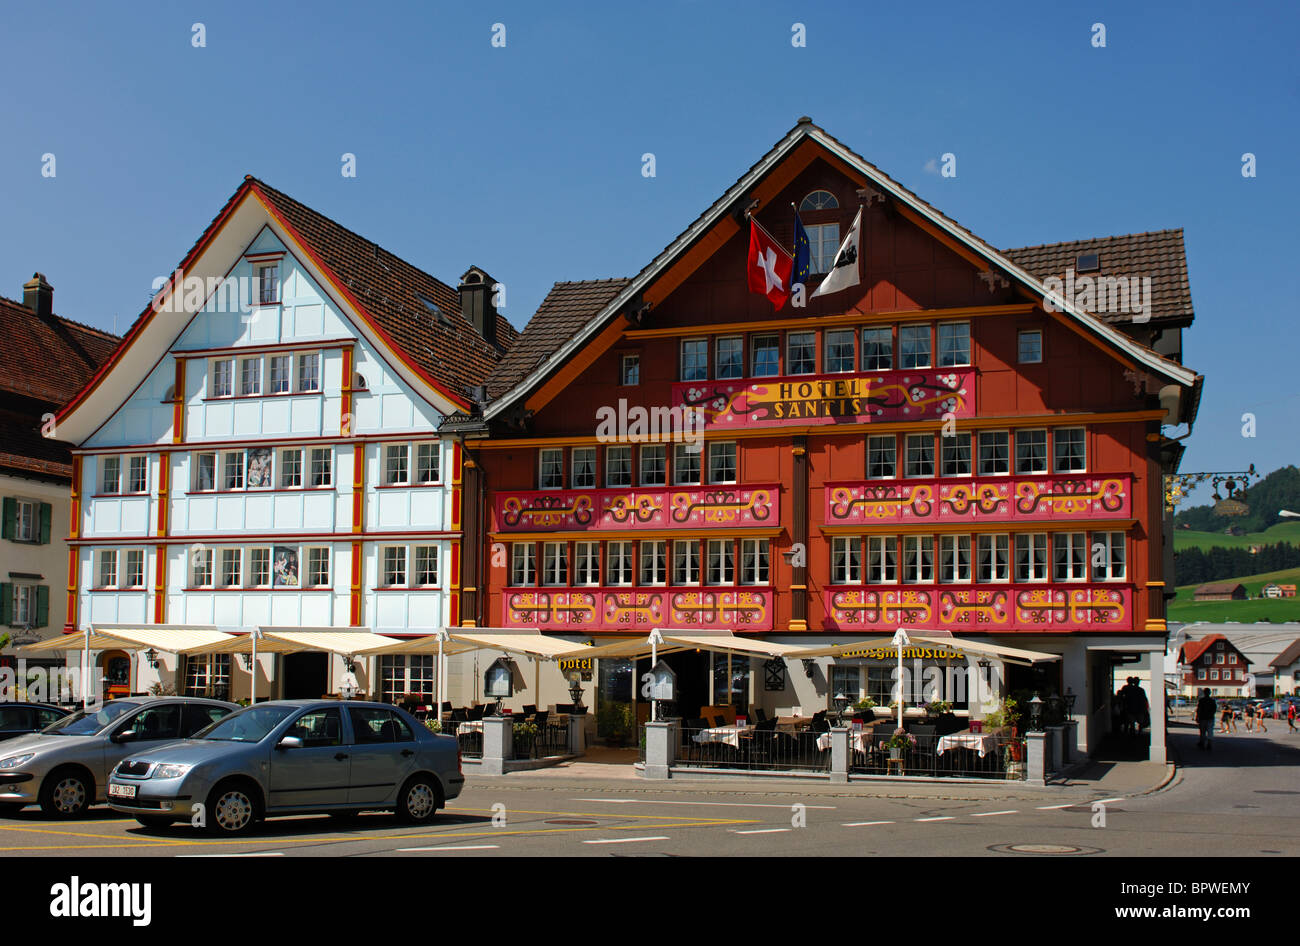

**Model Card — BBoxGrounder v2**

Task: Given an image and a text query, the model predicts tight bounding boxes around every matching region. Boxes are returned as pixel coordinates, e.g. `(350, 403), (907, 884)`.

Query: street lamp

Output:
(833, 691), (850, 721)
(143, 648), (159, 670)
(1064, 687), (1077, 719)
(1028, 693), (1044, 732)
(568, 675), (584, 709)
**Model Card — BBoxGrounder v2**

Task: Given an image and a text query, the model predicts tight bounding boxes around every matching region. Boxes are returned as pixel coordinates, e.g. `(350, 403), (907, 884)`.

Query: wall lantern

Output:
(144, 648), (160, 670)
(801, 658), (816, 679)
(1028, 693), (1045, 732)
(568, 675), (584, 708)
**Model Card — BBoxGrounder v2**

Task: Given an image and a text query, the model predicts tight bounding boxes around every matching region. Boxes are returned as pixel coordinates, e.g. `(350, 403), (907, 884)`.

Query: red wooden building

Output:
(446, 119), (1202, 757)
(1178, 635), (1251, 696)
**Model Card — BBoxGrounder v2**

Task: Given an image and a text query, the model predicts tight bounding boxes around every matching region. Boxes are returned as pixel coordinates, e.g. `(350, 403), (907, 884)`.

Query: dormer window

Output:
(256, 262), (280, 304)
(800, 191), (841, 274)
(1076, 252), (1100, 273)
(800, 190), (839, 212)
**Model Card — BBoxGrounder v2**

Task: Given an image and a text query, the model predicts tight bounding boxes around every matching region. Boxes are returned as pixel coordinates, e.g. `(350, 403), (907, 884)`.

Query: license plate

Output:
(108, 784), (136, 799)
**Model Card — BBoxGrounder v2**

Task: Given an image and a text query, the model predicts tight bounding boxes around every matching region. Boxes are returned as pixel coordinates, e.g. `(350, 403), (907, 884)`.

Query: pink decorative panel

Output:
(504, 588), (773, 631)
(826, 474), (1130, 524)
(824, 584), (1131, 631)
(494, 485), (778, 533)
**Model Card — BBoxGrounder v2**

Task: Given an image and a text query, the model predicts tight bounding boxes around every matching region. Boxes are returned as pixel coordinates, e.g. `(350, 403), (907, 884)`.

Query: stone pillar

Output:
(481, 716), (513, 776)
(643, 720), (675, 780)
(1025, 731), (1047, 787)
(829, 726), (850, 784)
(1046, 725), (1064, 773)
(1060, 640), (1088, 755)
(567, 712), (586, 755)
(1146, 649), (1167, 764)
(1062, 720), (1078, 765)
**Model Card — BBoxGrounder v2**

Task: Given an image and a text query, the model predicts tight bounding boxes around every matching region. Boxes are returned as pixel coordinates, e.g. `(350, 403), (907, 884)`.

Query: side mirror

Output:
(112, 729), (139, 744)
(277, 736), (303, 750)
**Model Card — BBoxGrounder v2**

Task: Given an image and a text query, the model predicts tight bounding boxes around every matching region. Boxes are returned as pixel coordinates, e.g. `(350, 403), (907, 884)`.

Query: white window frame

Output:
(511, 544), (536, 587)
(902, 535), (934, 584)
(575, 541), (601, 586)
(1091, 531), (1126, 581)
(384, 444), (410, 486)
(248, 548), (271, 588)
(209, 358), (234, 398)
(309, 448), (332, 488)
(706, 539), (734, 586)
(382, 546), (408, 587)
(1052, 532), (1088, 582)
(14, 500), (37, 542)
(904, 433), (934, 478)
(255, 261), (280, 305)
(707, 442), (737, 484)
(976, 534), (1010, 583)
(741, 538), (769, 585)
(607, 541), (634, 586)
(941, 433), (972, 477)
(539, 448), (564, 490)
(101, 456), (122, 495)
(832, 537), (861, 585)
(305, 547), (330, 588)
(751, 334), (780, 377)
(620, 353), (640, 386)
(571, 447), (596, 489)
(867, 435), (896, 479)
(939, 534), (971, 583)
(1018, 329), (1043, 364)
(977, 431), (1010, 476)
(937, 321), (971, 367)
(413, 546), (439, 586)
(1015, 533), (1049, 582)
(1053, 427), (1087, 474)
(220, 548), (242, 588)
(269, 355), (292, 394)
(191, 548), (214, 588)
(673, 443), (701, 485)
(280, 448), (303, 489)
(716, 336), (744, 380)
(542, 542), (568, 586)
(296, 352), (321, 393)
(672, 540), (699, 586)
(680, 338), (708, 382)
(605, 446), (632, 487)
(124, 549), (145, 588)
(415, 443), (440, 484)
(786, 331), (817, 375)
(867, 536), (898, 584)
(899, 324), (931, 370)
(240, 356), (262, 396)
(861, 327), (893, 371)
(824, 329), (855, 373)
(639, 540), (666, 586)
(1015, 429), (1049, 476)
(193, 452), (217, 492)
(96, 549), (118, 589)
(640, 444), (667, 487)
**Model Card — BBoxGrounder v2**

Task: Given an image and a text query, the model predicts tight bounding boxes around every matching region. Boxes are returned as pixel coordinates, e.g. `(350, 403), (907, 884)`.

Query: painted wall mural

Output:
(824, 585), (1130, 630)
(494, 485), (778, 533)
(504, 588), (773, 631)
(673, 369), (974, 430)
(825, 474), (1130, 524)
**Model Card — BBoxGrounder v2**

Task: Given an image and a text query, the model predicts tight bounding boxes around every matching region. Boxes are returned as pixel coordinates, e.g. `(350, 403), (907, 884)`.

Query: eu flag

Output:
(793, 212), (811, 288)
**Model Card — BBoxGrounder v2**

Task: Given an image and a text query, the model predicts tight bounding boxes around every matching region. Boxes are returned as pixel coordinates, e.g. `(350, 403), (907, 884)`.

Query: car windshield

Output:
(42, 701), (139, 736)
(196, 705), (296, 742)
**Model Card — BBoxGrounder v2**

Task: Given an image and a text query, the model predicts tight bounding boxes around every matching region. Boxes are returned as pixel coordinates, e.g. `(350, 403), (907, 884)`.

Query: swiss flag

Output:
(747, 219), (794, 310)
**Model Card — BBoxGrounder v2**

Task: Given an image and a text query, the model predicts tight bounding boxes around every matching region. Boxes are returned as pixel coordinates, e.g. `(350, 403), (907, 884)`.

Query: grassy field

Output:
(1168, 564), (1300, 623)
(1173, 520), (1300, 552)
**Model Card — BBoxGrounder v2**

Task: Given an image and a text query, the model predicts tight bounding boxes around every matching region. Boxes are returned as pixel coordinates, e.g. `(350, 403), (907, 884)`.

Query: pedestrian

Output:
(1219, 699), (1233, 734)
(1196, 688), (1217, 750)
(1287, 702), (1296, 733)
(1244, 702), (1255, 732)
(1256, 703), (1268, 734)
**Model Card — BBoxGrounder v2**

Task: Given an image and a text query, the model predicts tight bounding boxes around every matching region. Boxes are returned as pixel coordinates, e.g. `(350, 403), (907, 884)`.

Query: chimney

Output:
(457, 267), (498, 350)
(23, 272), (53, 319)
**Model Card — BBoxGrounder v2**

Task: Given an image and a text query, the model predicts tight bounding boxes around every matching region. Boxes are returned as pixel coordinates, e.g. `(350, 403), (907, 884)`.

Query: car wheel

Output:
(135, 815), (175, 829)
(0, 802), (25, 817)
(39, 768), (92, 818)
(206, 781), (261, 836)
(396, 775), (441, 825)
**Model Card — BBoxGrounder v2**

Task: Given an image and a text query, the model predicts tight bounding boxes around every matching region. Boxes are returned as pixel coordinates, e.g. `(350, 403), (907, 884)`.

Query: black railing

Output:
(849, 731), (1026, 780)
(672, 724), (832, 773)
(511, 721), (570, 760)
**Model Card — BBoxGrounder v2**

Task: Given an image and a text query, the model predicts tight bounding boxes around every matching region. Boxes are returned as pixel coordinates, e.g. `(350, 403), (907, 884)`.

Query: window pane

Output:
(751, 335), (780, 376)
(787, 332), (816, 375)
(1054, 428), (1086, 473)
(899, 325), (931, 369)
(977, 432), (1009, 475)
(681, 339), (708, 381)
(640, 445), (666, 486)
(708, 442), (736, 483)
(937, 322), (970, 367)
(240, 358), (261, 396)
(861, 328), (892, 371)
(270, 356), (291, 393)
(102, 457), (121, 494)
(280, 449), (302, 487)
(572, 448), (596, 488)
(673, 444), (700, 485)
(386, 444), (409, 484)
(904, 434), (934, 478)
(716, 337), (744, 379)
(941, 434), (971, 476)
(825, 330), (855, 373)
(416, 444), (439, 483)
(867, 436), (896, 478)
(1018, 330), (1043, 364)
(1014, 430), (1048, 475)
(223, 452), (244, 490)
(297, 353), (320, 392)
(539, 449), (564, 489)
(621, 354), (640, 385)
(606, 446), (631, 486)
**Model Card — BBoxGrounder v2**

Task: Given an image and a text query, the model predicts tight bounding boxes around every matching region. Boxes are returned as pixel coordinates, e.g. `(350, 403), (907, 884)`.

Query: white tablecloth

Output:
(816, 731), (869, 752)
(937, 732), (997, 756)
(457, 720), (485, 736)
(693, 725), (753, 748)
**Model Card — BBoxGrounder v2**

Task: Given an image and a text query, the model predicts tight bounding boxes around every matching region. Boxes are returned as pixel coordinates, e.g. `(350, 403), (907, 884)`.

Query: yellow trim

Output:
(818, 519), (1137, 536)
(790, 584), (808, 591)
(623, 304), (1038, 340)
(788, 619), (808, 632)
(1144, 620), (1168, 632)
(1146, 581), (1166, 587)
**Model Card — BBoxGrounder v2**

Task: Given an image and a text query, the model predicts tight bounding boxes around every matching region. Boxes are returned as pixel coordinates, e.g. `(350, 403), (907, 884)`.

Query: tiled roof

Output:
(485, 278), (631, 401)
(1180, 634), (1228, 665)
(1270, 640), (1300, 669)
(0, 295), (120, 405)
(1194, 582), (1246, 595)
(1002, 230), (1193, 326)
(0, 406), (75, 480)
(248, 179), (518, 403)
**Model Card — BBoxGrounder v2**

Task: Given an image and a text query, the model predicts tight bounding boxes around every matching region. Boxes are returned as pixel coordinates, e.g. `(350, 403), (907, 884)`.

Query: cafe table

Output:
(693, 723), (755, 749)
(936, 730), (998, 757)
(457, 720), (485, 736)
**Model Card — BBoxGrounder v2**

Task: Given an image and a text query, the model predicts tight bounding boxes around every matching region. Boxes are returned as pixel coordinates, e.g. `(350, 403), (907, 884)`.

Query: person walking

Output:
(1244, 702), (1255, 732)
(1287, 701), (1297, 732)
(1256, 702), (1268, 734)
(1196, 688), (1217, 750)
(1219, 698), (1233, 734)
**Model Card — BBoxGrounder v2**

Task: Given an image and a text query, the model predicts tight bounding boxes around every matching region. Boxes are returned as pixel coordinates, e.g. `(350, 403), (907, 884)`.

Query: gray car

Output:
(0, 697), (236, 818)
(106, 699), (464, 834)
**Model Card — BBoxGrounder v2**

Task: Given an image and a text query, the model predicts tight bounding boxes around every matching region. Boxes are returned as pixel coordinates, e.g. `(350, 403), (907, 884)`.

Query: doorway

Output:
(634, 649), (711, 720)
(100, 650), (131, 699)
(282, 652), (329, 699)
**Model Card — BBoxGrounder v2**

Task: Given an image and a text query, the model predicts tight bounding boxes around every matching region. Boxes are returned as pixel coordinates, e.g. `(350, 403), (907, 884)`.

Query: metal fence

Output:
(671, 723), (832, 774)
(510, 719), (570, 760)
(849, 730), (1027, 780)
(452, 722), (484, 760)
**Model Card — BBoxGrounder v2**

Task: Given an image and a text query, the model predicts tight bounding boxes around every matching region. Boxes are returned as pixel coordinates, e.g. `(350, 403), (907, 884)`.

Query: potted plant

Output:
(513, 719), (539, 755)
(422, 718), (442, 734)
(884, 726), (916, 761)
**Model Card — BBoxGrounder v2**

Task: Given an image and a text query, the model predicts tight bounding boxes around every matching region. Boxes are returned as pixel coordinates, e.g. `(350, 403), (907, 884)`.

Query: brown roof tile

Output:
(0, 294), (120, 405)
(1271, 639), (1300, 669)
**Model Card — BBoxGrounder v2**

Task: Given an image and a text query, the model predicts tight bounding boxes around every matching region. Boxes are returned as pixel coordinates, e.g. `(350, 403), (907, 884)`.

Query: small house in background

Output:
(1178, 634), (1252, 695)
(1262, 583), (1296, 599)
(1193, 582), (1247, 602)
(1270, 640), (1300, 695)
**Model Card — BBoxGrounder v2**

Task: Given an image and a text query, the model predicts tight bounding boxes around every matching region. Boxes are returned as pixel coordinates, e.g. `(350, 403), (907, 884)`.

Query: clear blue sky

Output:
(1, 1), (1295, 503)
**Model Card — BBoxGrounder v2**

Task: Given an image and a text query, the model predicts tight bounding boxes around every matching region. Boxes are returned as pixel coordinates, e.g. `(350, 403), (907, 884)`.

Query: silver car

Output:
(0, 697), (236, 818)
(106, 700), (464, 835)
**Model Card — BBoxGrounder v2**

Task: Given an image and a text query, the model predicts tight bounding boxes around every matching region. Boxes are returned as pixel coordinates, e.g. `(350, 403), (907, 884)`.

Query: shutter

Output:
(0, 584), (11, 626)
(38, 503), (52, 544)
(1, 498), (14, 541)
(35, 586), (50, 628)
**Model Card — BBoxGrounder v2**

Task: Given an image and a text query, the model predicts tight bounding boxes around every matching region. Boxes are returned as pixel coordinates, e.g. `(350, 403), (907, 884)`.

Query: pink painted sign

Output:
(824, 584), (1131, 631)
(494, 485), (778, 533)
(674, 368), (974, 430)
(504, 588), (773, 631)
(826, 474), (1130, 524)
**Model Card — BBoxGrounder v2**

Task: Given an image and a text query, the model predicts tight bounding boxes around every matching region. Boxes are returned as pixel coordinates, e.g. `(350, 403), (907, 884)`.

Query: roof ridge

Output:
(0, 294), (121, 341)
(1003, 228), (1186, 253)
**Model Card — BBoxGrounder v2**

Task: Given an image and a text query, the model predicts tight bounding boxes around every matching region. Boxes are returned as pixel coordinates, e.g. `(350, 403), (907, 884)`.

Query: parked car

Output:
(0, 697), (236, 818)
(106, 699), (464, 835)
(0, 702), (71, 742)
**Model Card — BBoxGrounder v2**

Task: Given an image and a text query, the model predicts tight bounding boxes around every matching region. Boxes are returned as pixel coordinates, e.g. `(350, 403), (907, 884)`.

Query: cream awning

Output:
(568, 631), (809, 662)
(785, 633), (1061, 666)
(203, 628), (404, 656)
(365, 629), (618, 661)
(18, 625), (232, 656)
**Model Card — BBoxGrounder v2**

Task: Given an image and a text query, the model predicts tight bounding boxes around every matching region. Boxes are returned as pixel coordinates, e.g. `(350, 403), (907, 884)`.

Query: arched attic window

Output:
(799, 190), (839, 212)
(799, 190), (841, 274)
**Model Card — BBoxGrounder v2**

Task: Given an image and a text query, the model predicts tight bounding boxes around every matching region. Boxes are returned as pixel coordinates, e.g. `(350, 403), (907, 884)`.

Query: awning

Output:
(778, 633), (1061, 666)
(365, 629), (626, 661)
(18, 625), (232, 656)
(203, 628), (403, 657)
(570, 631), (809, 662)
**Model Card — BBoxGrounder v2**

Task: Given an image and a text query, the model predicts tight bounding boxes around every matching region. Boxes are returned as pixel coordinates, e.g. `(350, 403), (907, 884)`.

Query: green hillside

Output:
(1173, 520), (1300, 552)
(1169, 564), (1300, 623)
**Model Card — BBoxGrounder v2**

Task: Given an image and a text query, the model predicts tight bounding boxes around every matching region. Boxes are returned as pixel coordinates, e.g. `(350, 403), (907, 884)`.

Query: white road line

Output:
(915, 816), (954, 822)
(1036, 803), (1074, 810)
(730, 828), (791, 835)
(398, 845), (500, 852)
(583, 836), (670, 845)
(842, 820), (894, 826)
(971, 810), (1019, 817)
(573, 798), (836, 809)
(179, 852), (284, 857)
(1094, 797), (1125, 804)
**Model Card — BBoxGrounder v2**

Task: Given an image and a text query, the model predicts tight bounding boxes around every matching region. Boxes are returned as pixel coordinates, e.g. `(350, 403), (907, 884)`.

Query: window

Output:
(127, 456), (148, 493)
(861, 327), (893, 371)
(414, 546), (438, 585)
(941, 433), (972, 476)
(1015, 533), (1049, 582)
(832, 537), (862, 584)
(575, 541), (601, 585)
(807, 223), (840, 275)
(1216, 654), (1225, 665)
(800, 190), (839, 212)
(124, 549), (145, 588)
(716, 336), (744, 379)
(707, 442), (737, 483)
(210, 359), (234, 398)
(741, 538), (769, 584)
(1091, 532), (1125, 580)
(193, 453), (216, 491)
(1018, 330), (1043, 364)
(542, 542), (568, 586)
(378, 656), (435, 704)
(383, 546), (407, 586)
(1210, 669), (1219, 681)
(297, 353), (321, 393)
(1015, 430), (1048, 475)
(249, 548), (270, 587)
(607, 542), (633, 586)
(639, 540), (666, 585)
(305, 547), (330, 587)
(904, 434), (934, 478)
(681, 339), (708, 381)
(11, 584), (40, 625)
(385, 444), (410, 485)
(220, 548), (241, 587)
(830, 665), (860, 704)
(256, 262), (279, 304)
(223, 452), (244, 490)
(977, 432), (1010, 475)
(1053, 532), (1088, 581)
(280, 448), (303, 488)
(787, 332), (816, 375)
(899, 325), (931, 369)
(14, 501), (36, 542)
(825, 330), (855, 373)
(673, 540), (699, 585)
(1054, 428), (1087, 473)
(620, 353), (640, 386)
(605, 446), (632, 487)
(97, 550), (117, 588)
(511, 544), (536, 586)
(192, 548), (213, 587)
(937, 322), (971, 367)
(572, 448), (596, 489)
(976, 534), (1009, 582)
(751, 334), (780, 376)
(1228, 653), (1236, 664)
(240, 357), (262, 396)
(902, 535), (934, 583)
(102, 456), (121, 494)
(269, 355), (292, 394)
(412, 443), (439, 484)
(867, 436), (896, 479)
(867, 536), (898, 583)
(1197, 668), (1206, 681)
(706, 539), (734, 585)
(673, 443), (700, 485)
(251, 448), (275, 487)
(308, 448), (332, 487)
(539, 448), (564, 489)
(640, 445), (666, 486)
(939, 535), (971, 583)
